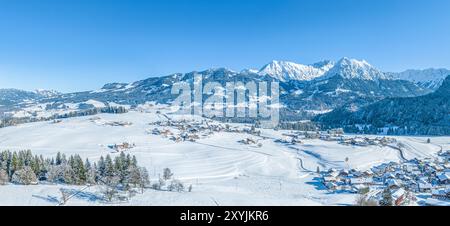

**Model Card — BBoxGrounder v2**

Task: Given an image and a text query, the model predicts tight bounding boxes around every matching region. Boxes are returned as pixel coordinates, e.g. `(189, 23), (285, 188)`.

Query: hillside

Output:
(315, 75), (450, 135)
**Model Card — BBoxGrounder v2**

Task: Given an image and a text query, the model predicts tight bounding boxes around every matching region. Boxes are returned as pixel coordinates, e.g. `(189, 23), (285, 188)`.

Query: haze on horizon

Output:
(0, 0), (449, 92)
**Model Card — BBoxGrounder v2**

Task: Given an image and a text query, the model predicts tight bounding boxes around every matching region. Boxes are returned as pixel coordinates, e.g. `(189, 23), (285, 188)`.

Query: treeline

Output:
(0, 150), (149, 192)
(0, 106), (128, 128)
(277, 121), (319, 131)
(340, 124), (450, 136)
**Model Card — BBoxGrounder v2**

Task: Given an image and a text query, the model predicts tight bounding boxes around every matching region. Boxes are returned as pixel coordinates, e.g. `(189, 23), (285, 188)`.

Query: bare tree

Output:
(163, 168), (173, 180)
(168, 179), (185, 192)
(355, 194), (378, 206)
(59, 188), (70, 205)
(100, 175), (120, 202)
(0, 170), (8, 185)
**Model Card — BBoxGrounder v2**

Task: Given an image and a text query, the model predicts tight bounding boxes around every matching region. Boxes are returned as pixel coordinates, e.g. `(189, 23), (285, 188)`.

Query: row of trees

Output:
(277, 121), (319, 131)
(0, 150), (192, 202)
(0, 106), (128, 128)
(342, 124), (449, 136)
(0, 150), (149, 192)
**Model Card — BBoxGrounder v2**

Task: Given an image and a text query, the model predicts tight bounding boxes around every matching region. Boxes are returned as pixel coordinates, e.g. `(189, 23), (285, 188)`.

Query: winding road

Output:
(387, 144), (408, 162)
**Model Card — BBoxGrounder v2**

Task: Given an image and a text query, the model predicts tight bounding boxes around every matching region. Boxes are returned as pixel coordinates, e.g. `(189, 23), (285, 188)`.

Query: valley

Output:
(0, 105), (447, 206)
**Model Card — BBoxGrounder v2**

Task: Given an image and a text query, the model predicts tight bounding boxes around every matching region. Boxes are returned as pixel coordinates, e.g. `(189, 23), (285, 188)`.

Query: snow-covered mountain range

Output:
(258, 57), (391, 82)
(388, 68), (450, 90)
(0, 57), (448, 130)
(257, 57), (448, 89)
(320, 57), (389, 81)
(258, 60), (334, 81)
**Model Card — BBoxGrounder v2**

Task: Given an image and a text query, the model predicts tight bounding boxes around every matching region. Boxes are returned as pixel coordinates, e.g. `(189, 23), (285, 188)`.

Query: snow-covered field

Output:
(0, 106), (447, 206)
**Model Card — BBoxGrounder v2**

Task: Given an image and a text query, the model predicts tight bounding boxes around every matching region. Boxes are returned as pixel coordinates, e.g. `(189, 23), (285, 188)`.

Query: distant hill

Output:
(315, 75), (450, 135)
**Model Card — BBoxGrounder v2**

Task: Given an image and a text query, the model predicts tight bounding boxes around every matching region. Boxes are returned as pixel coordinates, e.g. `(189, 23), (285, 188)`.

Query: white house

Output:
(437, 172), (450, 184)
(418, 182), (433, 192)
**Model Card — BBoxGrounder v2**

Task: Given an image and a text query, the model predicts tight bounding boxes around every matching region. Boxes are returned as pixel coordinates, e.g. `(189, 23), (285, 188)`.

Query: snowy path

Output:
(387, 144), (408, 162)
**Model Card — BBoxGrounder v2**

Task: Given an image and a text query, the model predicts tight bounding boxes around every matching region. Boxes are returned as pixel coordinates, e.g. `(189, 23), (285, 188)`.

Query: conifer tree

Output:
(104, 155), (115, 178)
(138, 167), (150, 193)
(97, 156), (106, 178)
(56, 152), (62, 165)
(380, 187), (393, 206)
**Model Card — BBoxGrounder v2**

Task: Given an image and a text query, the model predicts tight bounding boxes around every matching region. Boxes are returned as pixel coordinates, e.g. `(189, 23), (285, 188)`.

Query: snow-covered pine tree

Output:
(114, 152), (128, 184)
(131, 155), (138, 168)
(30, 155), (40, 177)
(97, 156), (106, 178)
(47, 164), (64, 183)
(104, 155), (115, 178)
(138, 167), (150, 193)
(63, 163), (75, 184)
(56, 152), (62, 165)
(126, 164), (141, 188)
(85, 160), (97, 185)
(11, 152), (20, 175)
(11, 166), (37, 185)
(72, 155), (86, 185)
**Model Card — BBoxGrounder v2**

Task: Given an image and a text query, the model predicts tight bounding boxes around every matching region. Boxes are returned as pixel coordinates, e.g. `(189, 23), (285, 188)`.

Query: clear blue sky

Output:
(1, 0), (449, 92)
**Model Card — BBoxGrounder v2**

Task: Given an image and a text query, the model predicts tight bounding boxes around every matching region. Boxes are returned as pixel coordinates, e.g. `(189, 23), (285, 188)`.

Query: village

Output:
(110, 112), (450, 206)
(89, 116), (133, 127)
(107, 142), (136, 152)
(148, 115), (262, 143)
(319, 149), (450, 206)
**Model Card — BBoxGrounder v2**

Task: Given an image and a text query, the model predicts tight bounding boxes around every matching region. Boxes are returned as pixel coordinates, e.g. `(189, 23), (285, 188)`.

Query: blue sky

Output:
(0, 0), (449, 92)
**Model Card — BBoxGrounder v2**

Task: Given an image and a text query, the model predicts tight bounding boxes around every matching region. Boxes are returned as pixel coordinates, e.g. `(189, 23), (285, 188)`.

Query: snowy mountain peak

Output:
(258, 60), (334, 81)
(321, 57), (389, 80)
(311, 60), (335, 69)
(389, 68), (450, 90)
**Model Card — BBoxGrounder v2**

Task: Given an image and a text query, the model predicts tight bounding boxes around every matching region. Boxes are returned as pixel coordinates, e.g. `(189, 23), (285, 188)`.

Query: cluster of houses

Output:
(149, 119), (263, 143)
(281, 129), (344, 141)
(149, 119), (221, 142)
(103, 121), (133, 127)
(281, 129), (397, 148)
(89, 116), (133, 127)
(277, 133), (303, 145)
(238, 137), (263, 148)
(51, 119), (63, 124)
(107, 142), (136, 152)
(339, 136), (397, 147)
(320, 150), (450, 206)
